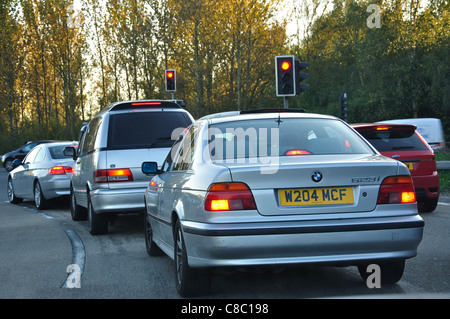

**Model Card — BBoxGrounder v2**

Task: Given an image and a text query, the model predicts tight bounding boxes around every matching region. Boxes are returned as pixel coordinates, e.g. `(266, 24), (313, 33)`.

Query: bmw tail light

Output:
(205, 182), (256, 211)
(49, 166), (73, 175)
(377, 176), (416, 204)
(94, 168), (134, 183)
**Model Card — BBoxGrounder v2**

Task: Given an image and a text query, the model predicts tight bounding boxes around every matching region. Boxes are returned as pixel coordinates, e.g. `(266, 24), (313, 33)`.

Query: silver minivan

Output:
(65, 100), (194, 234)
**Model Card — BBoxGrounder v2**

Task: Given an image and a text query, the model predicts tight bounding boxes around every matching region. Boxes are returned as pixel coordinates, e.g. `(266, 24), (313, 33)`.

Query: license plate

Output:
(404, 162), (413, 170)
(279, 187), (354, 206)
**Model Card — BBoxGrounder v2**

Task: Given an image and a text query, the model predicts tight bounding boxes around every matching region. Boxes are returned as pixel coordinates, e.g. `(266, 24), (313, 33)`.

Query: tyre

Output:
(87, 195), (108, 235)
(4, 159), (14, 172)
(7, 177), (22, 204)
(145, 214), (163, 256)
(173, 219), (210, 297)
(418, 198), (438, 213)
(70, 187), (87, 221)
(34, 181), (48, 210)
(358, 260), (405, 285)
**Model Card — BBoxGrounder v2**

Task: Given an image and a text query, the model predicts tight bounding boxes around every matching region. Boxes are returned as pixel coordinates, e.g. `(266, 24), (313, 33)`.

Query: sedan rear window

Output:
(107, 112), (191, 149)
(358, 129), (428, 152)
(209, 118), (373, 160)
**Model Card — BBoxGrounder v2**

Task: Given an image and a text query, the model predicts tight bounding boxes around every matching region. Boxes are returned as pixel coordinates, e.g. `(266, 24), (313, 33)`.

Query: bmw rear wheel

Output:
(34, 181), (48, 210)
(358, 260), (405, 285)
(173, 218), (210, 297)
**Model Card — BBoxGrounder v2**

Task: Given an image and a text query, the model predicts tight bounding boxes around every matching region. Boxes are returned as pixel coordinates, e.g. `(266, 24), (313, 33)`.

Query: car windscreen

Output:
(358, 129), (428, 152)
(107, 112), (191, 149)
(209, 118), (374, 160)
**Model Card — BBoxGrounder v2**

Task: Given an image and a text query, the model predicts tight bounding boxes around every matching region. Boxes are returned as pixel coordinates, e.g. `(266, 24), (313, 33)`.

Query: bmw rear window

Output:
(209, 118), (373, 160)
(358, 129), (428, 152)
(49, 146), (74, 159)
(107, 112), (191, 149)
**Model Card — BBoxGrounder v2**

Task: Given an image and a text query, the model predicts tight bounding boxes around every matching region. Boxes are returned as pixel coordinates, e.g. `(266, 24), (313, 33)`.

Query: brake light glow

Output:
(286, 150), (311, 156)
(94, 168), (134, 183)
(205, 182), (256, 211)
(376, 126), (389, 131)
(377, 176), (416, 204)
(131, 102), (162, 106)
(49, 166), (73, 175)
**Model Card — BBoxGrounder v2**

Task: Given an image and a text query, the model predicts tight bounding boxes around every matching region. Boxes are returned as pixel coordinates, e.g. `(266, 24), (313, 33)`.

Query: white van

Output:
(377, 118), (446, 151)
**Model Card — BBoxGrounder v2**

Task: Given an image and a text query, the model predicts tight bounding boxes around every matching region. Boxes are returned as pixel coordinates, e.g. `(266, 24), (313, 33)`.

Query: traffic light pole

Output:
(284, 96), (289, 108)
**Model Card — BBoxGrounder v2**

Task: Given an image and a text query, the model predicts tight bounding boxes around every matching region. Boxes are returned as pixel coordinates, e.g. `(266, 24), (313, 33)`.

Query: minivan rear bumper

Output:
(91, 187), (146, 213)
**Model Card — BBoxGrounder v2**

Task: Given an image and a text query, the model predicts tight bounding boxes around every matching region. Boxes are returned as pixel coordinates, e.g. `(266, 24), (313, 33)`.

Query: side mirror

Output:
(142, 162), (159, 175)
(64, 146), (77, 160)
(12, 159), (22, 168)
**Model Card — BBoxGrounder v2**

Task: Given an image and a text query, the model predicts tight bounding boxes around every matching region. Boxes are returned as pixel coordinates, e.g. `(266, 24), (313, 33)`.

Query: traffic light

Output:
(339, 93), (348, 122)
(275, 56), (296, 96)
(165, 69), (176, 92)
(295, 60), (309, 93)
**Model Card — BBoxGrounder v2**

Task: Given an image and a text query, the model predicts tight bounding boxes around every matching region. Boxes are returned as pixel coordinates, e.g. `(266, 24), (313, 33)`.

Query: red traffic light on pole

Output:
(275, 56), (296, 97)
(165, 69), (176, 92)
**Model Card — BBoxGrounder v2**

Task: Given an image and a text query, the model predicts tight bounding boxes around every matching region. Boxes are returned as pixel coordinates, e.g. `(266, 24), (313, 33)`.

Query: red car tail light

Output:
(49, 166), (73, 175)
(205, 182), (256, 211)
(94, 168), (134, 183)
(377, 176), (416, 204)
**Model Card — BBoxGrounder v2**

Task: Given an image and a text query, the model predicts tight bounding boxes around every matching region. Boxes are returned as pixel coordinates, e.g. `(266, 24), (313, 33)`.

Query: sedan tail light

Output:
(94, 168), (134, 183)
(205, 182), (256, 211)
(49, 166), (73, 175)
(377, 176), (416, 204)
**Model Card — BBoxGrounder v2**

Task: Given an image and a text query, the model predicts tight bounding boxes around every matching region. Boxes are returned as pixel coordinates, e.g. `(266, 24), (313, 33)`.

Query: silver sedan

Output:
(7, 141), (78, 209)
(142, 110), (424, 297)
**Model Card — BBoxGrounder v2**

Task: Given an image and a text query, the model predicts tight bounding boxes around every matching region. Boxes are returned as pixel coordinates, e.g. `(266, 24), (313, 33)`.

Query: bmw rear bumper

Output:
(41, 176), (71, 200)
(181, 215), (424, 268)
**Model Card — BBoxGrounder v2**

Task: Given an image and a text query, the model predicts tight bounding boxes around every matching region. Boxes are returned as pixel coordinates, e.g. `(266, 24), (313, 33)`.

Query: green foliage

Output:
(290, 0), (449, 134)
(0, 0), (448, 154)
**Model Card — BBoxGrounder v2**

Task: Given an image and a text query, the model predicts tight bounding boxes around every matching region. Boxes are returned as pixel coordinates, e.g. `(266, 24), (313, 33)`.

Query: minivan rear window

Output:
(107, 112), (191, 149)
(358, 129), (428, 152)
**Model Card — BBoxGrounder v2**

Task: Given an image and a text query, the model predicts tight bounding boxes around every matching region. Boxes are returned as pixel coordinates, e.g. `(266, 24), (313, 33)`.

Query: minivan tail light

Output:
(377, 176), (416, 204)
(49, 166), (73, 175)
(94, 168), (134, 183)
(205, 182), (256, 211)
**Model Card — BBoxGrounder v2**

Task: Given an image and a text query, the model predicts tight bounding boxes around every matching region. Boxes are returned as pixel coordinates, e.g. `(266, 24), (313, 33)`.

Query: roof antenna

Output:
(276, 113), (283, 127)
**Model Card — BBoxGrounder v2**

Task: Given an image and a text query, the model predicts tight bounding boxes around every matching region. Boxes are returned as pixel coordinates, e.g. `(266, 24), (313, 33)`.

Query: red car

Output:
(352, 123), (440, 213)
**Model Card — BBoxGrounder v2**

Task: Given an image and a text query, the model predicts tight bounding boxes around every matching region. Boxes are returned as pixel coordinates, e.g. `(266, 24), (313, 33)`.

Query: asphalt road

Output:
(0, 167), (449, 303)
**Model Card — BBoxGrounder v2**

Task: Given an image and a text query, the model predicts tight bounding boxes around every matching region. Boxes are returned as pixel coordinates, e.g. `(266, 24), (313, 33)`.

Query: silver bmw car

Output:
(7, 141), (78, 209)
(142, 109), (424, 297)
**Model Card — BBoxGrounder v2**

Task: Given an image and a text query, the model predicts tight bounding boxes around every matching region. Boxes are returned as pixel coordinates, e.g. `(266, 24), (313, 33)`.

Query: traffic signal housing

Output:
(275, 56), (296, 96)
(296, 60), (309, 93)
(165, 69), (176, 92)
(339, 93), (348, 122)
